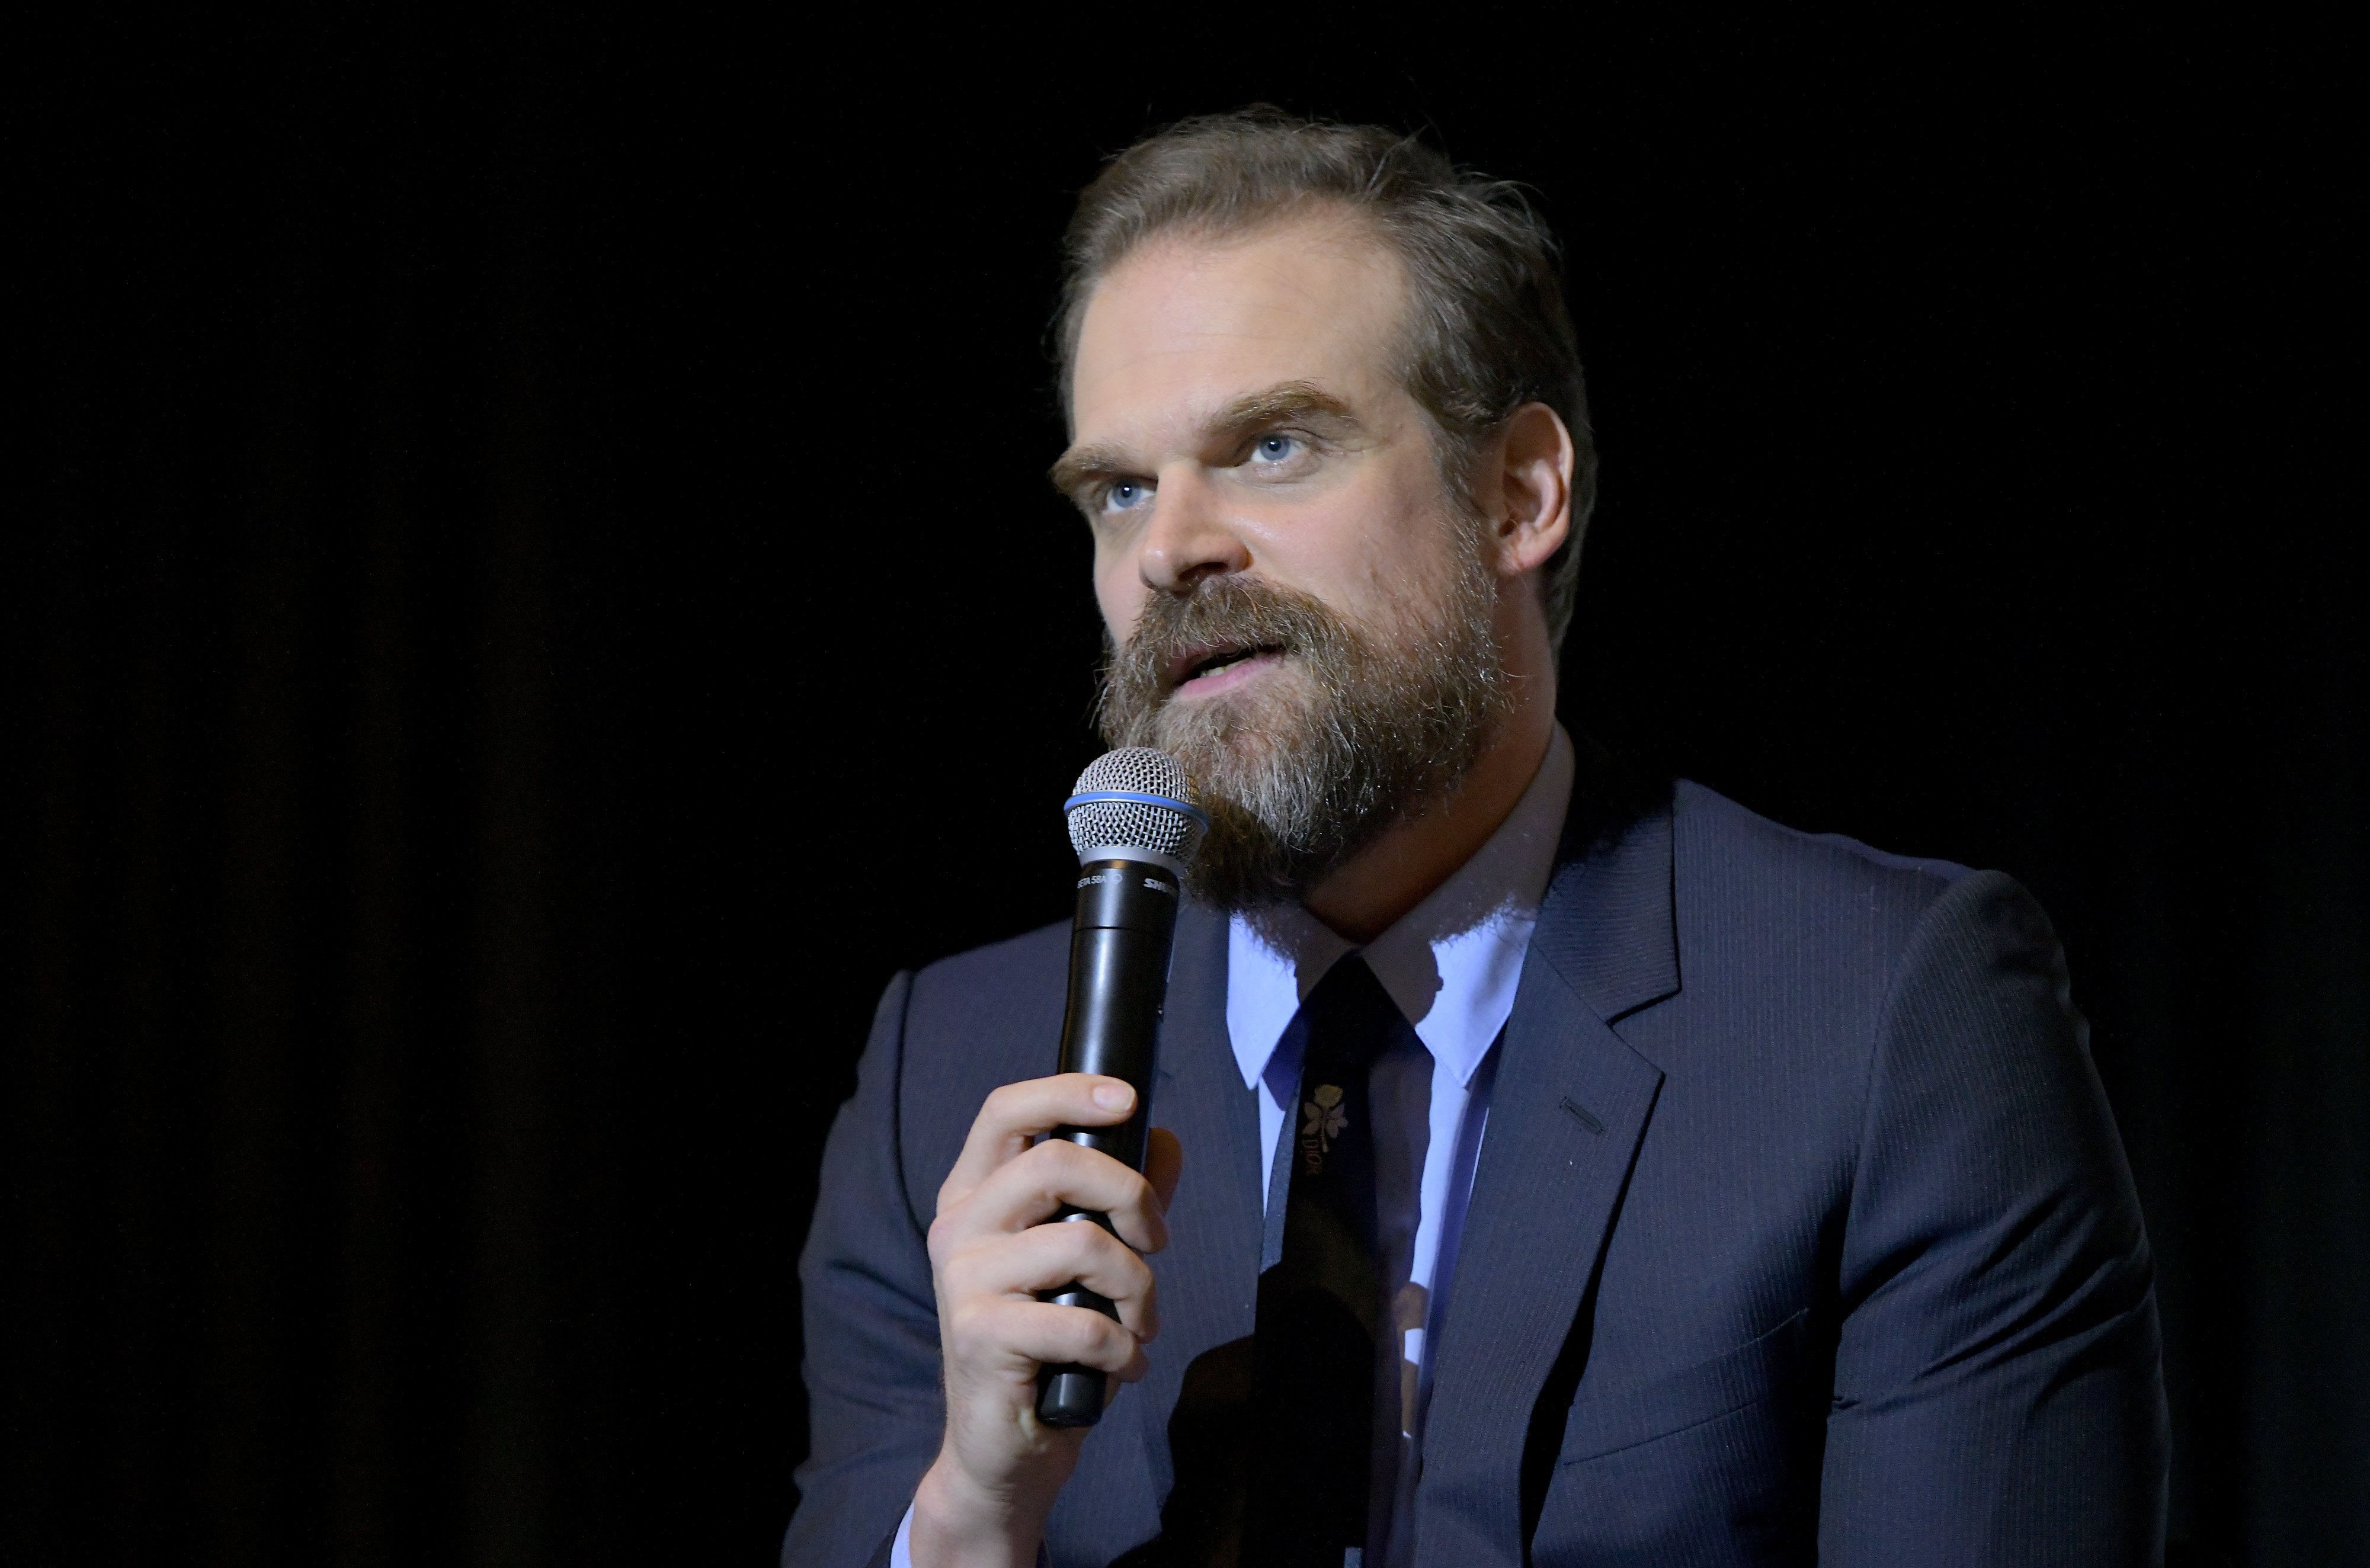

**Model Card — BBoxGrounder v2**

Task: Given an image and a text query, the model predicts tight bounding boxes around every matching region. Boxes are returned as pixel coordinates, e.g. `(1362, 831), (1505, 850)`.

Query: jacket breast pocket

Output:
(1532, 1309), (1818, 1566)
(1558, 1306), (1808, 1466)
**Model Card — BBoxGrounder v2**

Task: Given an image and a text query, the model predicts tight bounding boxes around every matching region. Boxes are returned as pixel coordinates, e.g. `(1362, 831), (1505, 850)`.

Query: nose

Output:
(1137, 467), (1250, 595)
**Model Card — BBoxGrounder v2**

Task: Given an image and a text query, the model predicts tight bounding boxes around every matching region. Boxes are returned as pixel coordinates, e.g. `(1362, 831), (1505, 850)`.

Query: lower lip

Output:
(1175, 649), (1282, 699)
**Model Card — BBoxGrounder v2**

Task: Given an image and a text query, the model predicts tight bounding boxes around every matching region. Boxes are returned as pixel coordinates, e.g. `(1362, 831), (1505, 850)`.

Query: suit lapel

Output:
(1136, 902), (1262, 1500)
(1410, 781), (1679, 1566)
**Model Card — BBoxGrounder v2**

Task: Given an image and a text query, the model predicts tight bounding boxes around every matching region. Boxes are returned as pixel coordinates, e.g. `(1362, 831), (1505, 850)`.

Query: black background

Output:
(8, 14), (2361, 1567)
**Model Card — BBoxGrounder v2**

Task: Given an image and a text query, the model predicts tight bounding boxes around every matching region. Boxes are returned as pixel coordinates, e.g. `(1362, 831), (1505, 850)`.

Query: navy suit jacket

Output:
(787, 765), (2169, 1565)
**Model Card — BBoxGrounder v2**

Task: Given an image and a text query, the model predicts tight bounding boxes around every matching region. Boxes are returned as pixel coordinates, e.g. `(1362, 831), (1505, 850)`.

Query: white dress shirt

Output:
(893, 727), (1575, 1568)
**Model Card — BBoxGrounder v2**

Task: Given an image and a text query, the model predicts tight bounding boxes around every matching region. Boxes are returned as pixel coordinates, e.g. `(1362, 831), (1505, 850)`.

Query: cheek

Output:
(1094, 551), (1146, 641)
(1310, 468), (1464, 613)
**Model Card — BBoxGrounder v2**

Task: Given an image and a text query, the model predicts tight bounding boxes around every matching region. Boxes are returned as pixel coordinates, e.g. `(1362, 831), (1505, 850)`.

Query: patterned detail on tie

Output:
(1302, 1083), (1348, 1171)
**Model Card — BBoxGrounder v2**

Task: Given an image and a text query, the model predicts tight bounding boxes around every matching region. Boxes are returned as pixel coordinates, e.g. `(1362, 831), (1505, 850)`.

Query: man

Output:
(787, 111), (2167, 1567)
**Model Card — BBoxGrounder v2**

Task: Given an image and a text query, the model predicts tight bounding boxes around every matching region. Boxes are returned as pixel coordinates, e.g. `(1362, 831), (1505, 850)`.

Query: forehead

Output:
(1069, 211), (1410, 442)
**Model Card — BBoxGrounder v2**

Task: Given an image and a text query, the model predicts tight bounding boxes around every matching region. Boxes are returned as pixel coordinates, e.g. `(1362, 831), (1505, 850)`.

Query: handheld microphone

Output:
(1035, 748), (1208, 1428)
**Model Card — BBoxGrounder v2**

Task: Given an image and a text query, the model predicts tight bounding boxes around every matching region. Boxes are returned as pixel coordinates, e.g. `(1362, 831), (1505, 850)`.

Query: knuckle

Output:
(1061, 1309), (1117, 1362)
(1033, 1137), (1086, 1173)
(1030, 1141), (1099, 1199)
(926, 1213), (959, 1253)
(1008, 1137), (1058, 1177)
(1068, 1234), (1123, 1283)
(1062, 1214), (1122, 1256)
(940, 1236), (1016, 1299)
(1096, 1222), (1144, 1266)
(1072, 1227), (1150, 1294)
(928, 1218), (983, 1272)
(934, 1249), (977, 1298)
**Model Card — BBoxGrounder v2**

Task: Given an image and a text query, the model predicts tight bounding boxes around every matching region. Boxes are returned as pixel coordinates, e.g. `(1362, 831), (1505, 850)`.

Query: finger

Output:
(936, 1137), (1168, 1256)
(951, 1138), (1170, 1255)
(1144, 1127), (1184, 1214)
(949, 1298), (1151, 1384)
(939, 1074), (1137, 1210)
(940, 1220), (1160, 1341)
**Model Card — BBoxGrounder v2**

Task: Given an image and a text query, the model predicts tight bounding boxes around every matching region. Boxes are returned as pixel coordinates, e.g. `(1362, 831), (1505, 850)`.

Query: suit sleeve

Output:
(783, 971), (943, 1568)
(1818, 870), (2169, 1563)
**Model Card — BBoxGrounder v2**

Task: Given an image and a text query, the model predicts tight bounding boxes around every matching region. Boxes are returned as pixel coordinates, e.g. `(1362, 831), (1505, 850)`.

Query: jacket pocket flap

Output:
(1558, 1306), (1809, 1465)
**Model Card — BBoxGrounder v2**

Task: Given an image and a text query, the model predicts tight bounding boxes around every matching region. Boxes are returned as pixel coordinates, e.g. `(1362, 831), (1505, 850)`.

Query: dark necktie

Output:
(1242, 954), (1403, 1568)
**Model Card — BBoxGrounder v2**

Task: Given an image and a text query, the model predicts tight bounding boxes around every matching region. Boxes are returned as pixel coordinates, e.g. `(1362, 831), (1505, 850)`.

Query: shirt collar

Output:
(1225, 724), (1576, 1092)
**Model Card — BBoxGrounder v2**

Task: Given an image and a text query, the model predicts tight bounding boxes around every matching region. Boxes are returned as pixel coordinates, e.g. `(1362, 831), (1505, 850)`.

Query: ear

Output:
(1480, 402), (1574, 579)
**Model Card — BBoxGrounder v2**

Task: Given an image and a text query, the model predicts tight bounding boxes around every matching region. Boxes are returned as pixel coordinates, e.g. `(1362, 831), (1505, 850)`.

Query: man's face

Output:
(1062, 211), (1473, 687)
(1056, 210), (1508, 906)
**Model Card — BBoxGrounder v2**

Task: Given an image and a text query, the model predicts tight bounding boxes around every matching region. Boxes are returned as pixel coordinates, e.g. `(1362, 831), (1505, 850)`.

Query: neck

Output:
(1302, 681), (1556, 945)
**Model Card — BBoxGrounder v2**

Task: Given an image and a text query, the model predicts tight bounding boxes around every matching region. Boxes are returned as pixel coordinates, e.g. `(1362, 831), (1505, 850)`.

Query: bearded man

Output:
(785, 111), (2167, 1568)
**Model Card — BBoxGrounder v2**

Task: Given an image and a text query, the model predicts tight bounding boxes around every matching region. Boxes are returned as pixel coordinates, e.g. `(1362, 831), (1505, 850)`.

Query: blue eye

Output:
(1106, 479), (1151, 512)
(1250, 434), (1298, 464)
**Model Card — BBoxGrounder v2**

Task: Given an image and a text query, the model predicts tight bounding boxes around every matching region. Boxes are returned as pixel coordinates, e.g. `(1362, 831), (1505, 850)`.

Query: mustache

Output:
(1101, 576), (1347, 708)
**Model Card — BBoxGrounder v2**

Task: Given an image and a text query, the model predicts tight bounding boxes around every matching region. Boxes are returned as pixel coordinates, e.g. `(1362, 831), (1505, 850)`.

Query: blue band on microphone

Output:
(1064, 790), (1212, 831)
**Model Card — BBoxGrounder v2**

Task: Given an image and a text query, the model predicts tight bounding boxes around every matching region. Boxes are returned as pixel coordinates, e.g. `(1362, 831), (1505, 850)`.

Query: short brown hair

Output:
(1058, 107), (1598, 652)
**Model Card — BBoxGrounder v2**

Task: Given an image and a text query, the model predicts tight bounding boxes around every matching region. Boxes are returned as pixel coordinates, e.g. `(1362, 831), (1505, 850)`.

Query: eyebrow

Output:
(1048, 380), (1363, 500)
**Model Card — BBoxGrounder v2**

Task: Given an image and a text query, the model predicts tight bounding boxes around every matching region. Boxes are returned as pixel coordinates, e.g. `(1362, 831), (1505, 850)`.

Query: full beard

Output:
(1096, 527), (1511, 912)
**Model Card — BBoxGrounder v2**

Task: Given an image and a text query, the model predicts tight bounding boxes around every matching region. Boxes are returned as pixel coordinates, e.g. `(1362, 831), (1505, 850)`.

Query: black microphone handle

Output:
(1035, 857), (1180, 1428)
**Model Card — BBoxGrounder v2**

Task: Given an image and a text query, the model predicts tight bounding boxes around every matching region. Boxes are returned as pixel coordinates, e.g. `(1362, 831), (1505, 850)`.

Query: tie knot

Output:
(1297, 953), (1403, 1080)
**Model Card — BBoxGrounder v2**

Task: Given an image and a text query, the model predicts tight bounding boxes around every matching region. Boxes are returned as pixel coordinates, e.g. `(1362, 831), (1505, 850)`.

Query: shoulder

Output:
(1669, 777), (1975, 964)
(1628, 780), (2021, 1094)
(1654, 779), (2080, 1088)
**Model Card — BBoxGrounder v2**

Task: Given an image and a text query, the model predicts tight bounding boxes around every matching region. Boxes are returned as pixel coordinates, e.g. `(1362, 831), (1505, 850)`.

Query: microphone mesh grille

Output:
(1067, 748), (1203, 863)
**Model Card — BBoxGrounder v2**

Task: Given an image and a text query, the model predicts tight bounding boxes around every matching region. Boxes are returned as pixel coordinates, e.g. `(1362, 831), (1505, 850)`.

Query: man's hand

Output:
(910, 1074), (1185, 1568)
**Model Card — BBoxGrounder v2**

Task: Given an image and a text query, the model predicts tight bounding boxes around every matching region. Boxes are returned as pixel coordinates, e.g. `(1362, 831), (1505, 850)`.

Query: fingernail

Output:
(1093, 1082), (1133, 1111)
